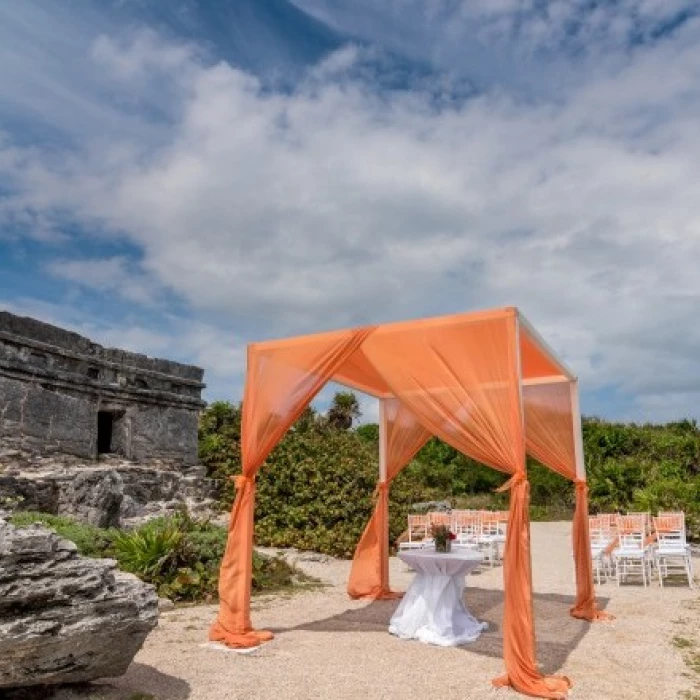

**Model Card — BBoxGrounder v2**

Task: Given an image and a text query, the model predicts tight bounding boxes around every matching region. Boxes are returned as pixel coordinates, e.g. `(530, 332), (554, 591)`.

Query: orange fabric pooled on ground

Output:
(492, 474), (573, 699)
(347, 399), (431, 599)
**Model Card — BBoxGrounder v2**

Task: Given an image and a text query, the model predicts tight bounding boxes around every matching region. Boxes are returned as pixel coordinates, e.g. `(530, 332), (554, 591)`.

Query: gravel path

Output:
(95, 522), (698, 700)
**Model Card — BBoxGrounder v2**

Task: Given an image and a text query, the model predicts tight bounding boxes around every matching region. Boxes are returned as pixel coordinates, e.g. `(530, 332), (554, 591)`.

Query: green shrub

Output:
(200, 400), (700, 549)
(200, 401), (420, 558)
(255, 426), (419, 558)
(110, 511), (314, 601)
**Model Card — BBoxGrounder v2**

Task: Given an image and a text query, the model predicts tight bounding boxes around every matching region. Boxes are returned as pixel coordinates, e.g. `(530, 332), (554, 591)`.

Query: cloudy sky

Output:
(1, 0), (700, 423)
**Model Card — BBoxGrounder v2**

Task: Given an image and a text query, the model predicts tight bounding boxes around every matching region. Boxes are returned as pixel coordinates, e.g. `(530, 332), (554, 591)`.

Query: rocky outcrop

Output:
(0, 457), (220, 528)
(0, 518), (158, 690)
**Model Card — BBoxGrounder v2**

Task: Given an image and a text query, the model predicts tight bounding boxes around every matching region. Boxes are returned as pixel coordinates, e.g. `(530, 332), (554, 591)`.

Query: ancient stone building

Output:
(0, 311), (206, 466)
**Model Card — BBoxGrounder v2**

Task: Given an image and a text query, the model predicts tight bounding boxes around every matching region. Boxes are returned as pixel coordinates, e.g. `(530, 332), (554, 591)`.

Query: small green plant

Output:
(112, 519), (184, 580)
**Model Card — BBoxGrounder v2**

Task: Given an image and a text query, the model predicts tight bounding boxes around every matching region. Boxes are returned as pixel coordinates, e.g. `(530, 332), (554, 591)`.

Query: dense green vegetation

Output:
(9, 510), (314, 601)
(200, 400), (421, 557)
(200, 397), (700, 552)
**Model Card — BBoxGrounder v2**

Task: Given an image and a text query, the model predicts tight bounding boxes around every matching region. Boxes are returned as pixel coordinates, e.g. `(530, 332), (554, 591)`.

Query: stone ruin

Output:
(0, 311), (220, 527)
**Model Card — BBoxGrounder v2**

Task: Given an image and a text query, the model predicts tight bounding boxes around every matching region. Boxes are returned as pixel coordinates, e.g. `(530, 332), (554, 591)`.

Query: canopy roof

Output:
(251, 306), (575, 399)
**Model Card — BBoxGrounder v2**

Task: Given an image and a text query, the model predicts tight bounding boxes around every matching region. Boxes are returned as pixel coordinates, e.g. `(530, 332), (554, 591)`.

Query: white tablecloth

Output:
(389, 549), (487, 647)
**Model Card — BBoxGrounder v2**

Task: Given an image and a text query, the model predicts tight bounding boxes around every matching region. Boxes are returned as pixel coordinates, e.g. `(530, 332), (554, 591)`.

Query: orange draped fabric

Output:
(347, 399), (431, 599)
(523, 381), (607, 623)
(571, 481), (612, 621)
(523, 382), (577, 480)
(493, 475), (572, 699)
(209, 327), (374, 647)
(361, 312), (522, 473)
(362, 311), (569, 698)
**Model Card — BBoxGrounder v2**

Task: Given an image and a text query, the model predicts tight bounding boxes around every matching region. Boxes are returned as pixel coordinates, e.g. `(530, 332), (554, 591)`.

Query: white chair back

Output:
(653, 515), (687, 551)
(617, 515), (646, 552)
(407, 514), (429, 543)
(452, 510), (479, 541)
(479, 512), (500, 538)
(427, 512), (451, 532)
(588, 517), (610, 548)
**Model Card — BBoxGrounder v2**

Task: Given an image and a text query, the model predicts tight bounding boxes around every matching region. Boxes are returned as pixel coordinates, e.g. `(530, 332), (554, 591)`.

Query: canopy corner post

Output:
(379, 398), (388, 483)
(514, 312), (527, 452)
(570, 380), (586, 480)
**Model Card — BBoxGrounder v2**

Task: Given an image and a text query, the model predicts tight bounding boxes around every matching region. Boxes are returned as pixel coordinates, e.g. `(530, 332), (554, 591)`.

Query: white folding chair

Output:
(476, 512), (500, 568)
(614, 515), (653, 587)
(653, 514), (694, 588)
(451, 510), (479, 549)
(493, 511), (508, 550)
(588, 516), (613, 584)
(399, 514), (430, 550)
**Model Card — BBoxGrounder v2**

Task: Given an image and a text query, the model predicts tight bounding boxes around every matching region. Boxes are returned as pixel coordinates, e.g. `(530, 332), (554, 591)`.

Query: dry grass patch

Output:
(675, 598), (700, 700)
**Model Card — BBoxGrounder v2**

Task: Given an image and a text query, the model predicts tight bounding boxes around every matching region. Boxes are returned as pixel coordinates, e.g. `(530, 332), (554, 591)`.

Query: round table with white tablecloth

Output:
(389, 549), (487, 647)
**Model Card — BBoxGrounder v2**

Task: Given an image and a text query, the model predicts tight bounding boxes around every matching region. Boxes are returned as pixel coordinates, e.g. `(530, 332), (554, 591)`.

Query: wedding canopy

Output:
(211, 307), (607, 699)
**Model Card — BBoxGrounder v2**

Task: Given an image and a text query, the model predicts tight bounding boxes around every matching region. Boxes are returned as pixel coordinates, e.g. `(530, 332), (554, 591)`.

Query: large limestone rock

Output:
(58, 469), (124, 528)
(0, 518), (158, 690)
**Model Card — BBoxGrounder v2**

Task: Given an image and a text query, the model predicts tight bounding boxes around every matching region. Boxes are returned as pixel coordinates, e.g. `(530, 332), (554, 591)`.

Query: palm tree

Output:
(327, 391), (361, 430)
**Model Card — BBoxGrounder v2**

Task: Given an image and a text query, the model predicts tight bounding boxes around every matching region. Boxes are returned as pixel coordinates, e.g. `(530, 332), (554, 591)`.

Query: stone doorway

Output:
(97, 411), (114, 454)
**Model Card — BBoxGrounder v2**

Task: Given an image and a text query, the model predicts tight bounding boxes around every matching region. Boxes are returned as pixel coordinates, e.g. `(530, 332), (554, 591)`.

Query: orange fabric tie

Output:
(232, 474), (255, 490)
(373, 481), (389, 499)
(496, 471), (526, 492)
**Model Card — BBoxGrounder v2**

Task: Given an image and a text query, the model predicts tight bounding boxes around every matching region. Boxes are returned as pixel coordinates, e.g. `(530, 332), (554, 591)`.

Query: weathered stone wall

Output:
(0, 311), (205, 466)
(116, 403), (200, 464)
(0, 375), (97, 458)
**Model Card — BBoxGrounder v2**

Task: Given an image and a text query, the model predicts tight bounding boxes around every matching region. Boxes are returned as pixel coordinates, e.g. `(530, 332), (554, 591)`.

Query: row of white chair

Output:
(589, 511), (693, 588)
(399, 510), (508, 568)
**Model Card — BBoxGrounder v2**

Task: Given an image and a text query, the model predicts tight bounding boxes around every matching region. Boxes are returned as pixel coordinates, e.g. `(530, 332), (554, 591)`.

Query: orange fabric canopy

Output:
(211, 306), (605, 699)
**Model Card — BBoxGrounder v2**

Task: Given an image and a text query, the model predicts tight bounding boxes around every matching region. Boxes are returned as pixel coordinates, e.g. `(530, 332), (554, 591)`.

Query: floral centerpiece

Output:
(430, 523), (456, 553)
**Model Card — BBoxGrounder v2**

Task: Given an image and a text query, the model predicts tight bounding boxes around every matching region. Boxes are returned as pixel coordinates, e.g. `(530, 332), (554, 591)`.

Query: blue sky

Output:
(2, 0), (700, 423)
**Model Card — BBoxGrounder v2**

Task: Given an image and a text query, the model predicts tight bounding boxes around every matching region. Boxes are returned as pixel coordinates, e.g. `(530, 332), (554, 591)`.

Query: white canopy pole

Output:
(570, 380), (586, 480)
(379, 398), (388, 482)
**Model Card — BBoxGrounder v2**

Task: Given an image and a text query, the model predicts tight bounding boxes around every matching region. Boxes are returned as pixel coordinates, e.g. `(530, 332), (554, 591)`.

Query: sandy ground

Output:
(90, 522), (698, 700)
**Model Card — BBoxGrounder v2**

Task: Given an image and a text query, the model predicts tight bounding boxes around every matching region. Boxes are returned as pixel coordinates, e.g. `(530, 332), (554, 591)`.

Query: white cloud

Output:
(91, 30), (197, 82)
(46, 256), (164, 306)
(2, 11), (700, 419)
